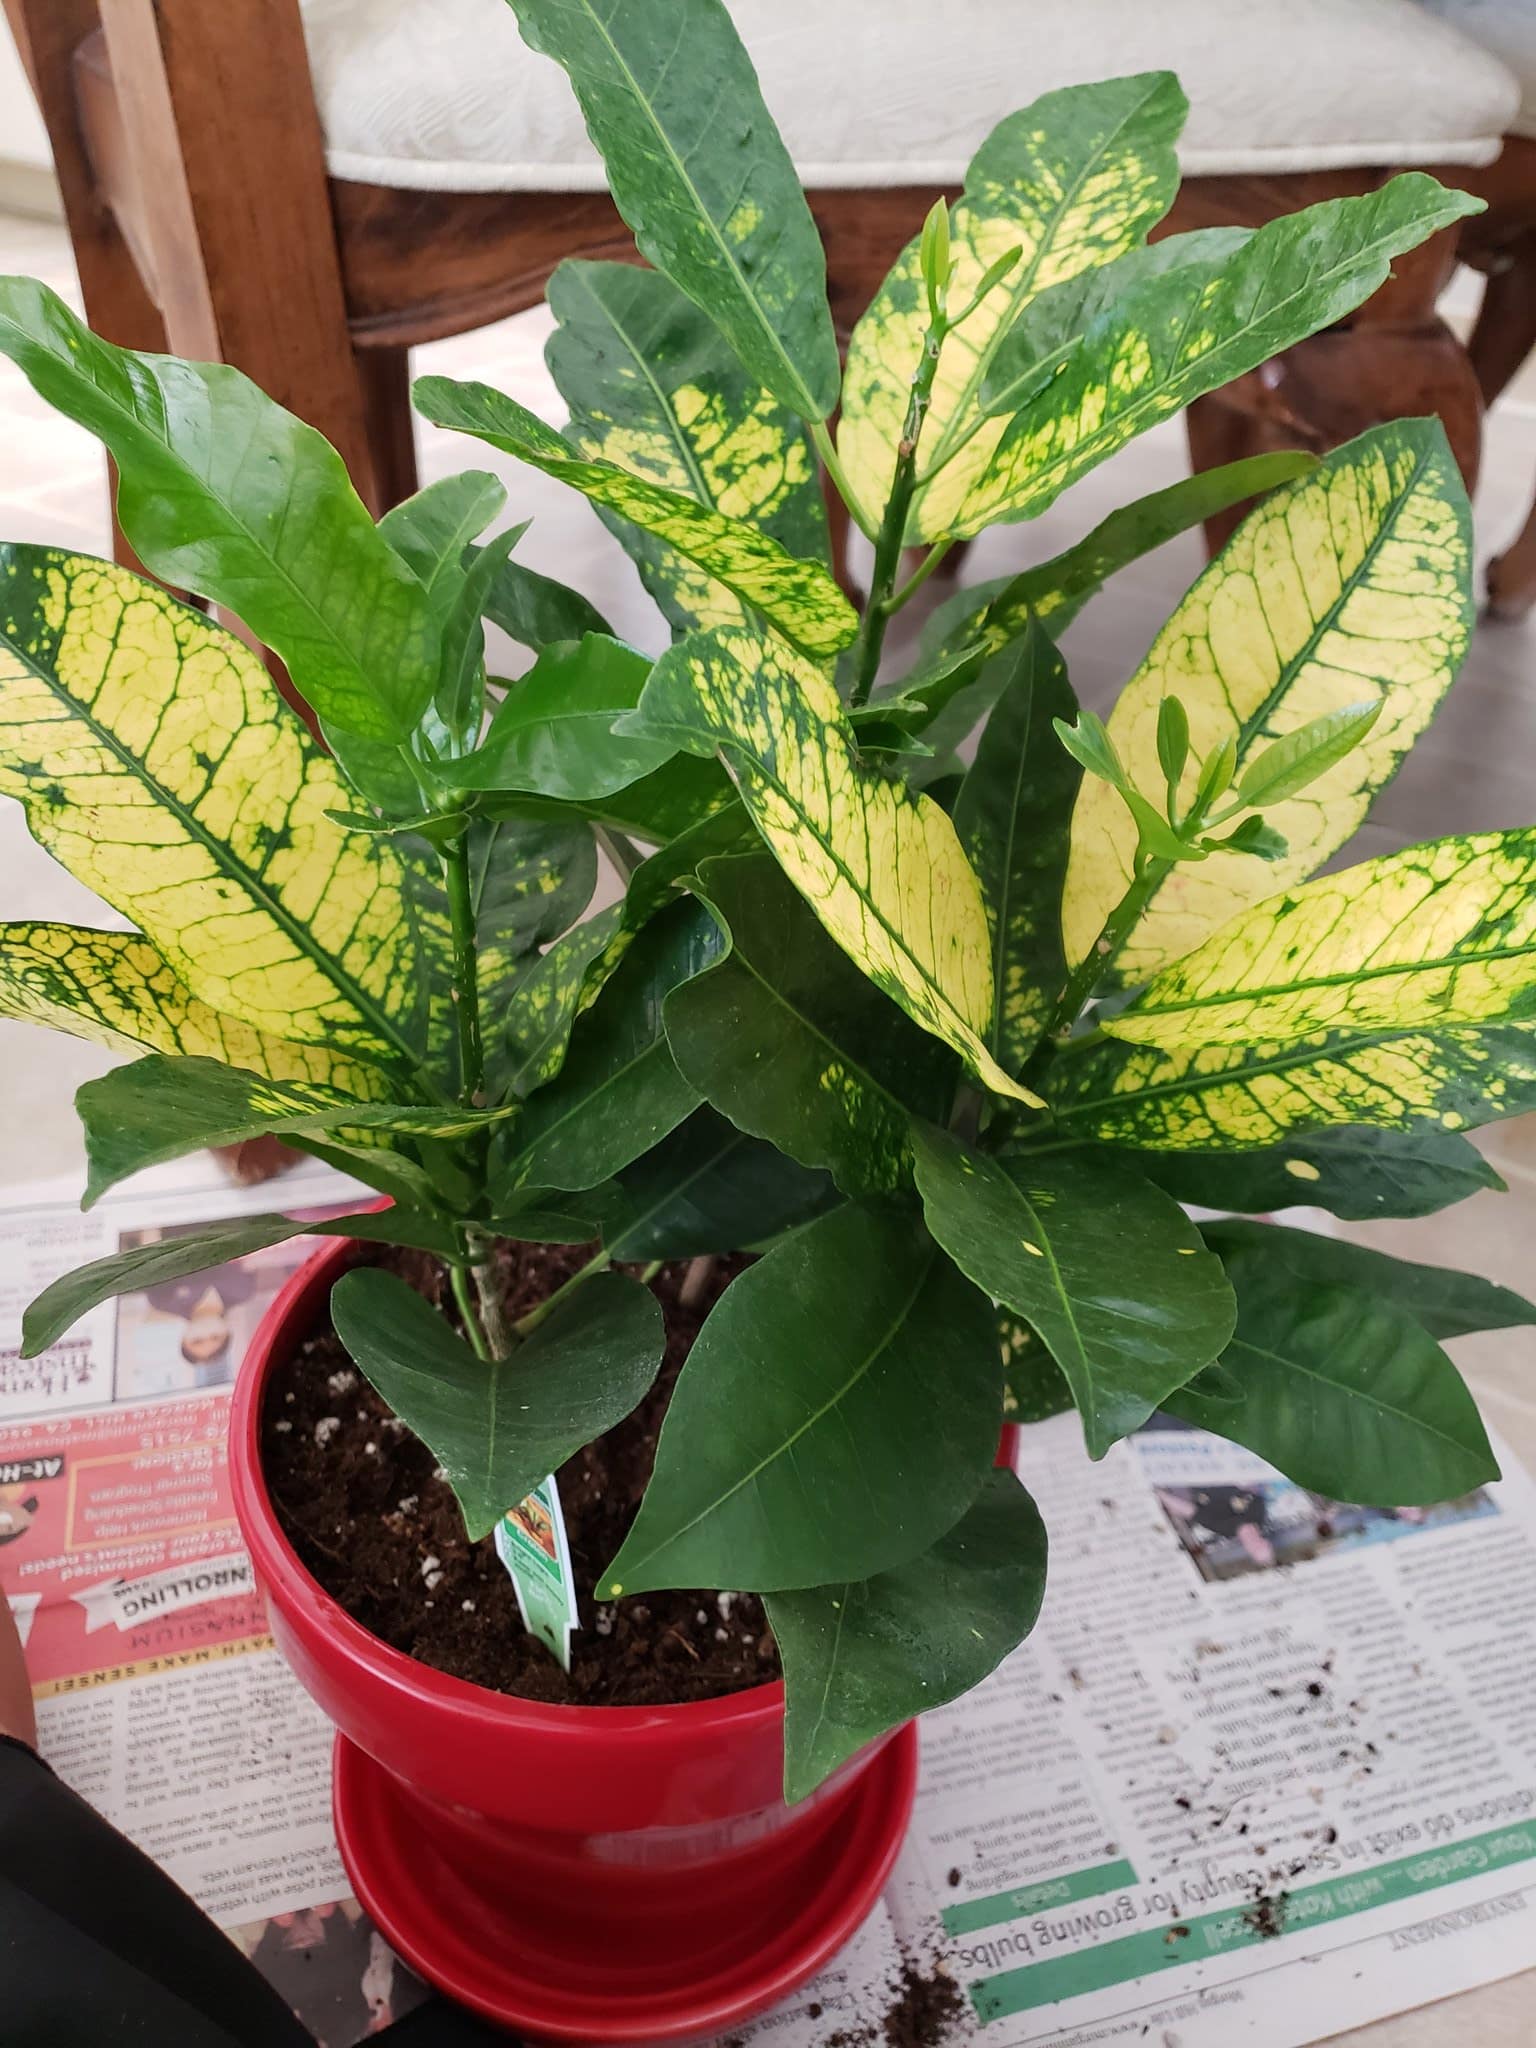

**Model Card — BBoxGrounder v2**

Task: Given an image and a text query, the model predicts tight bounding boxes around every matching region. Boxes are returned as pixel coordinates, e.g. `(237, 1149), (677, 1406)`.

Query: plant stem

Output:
(443, 830), (487, 1109)
(594, 823), (644, 881)
(450, 1264), (493, 1362)
(848, 320), (948, 709)
(512, 1247), (611, 1339)
(441, 828), (509, 1359)
(810, 420), (875, 540)
(1041, 858), (1169, 1043)
(886, 539), (953, 615)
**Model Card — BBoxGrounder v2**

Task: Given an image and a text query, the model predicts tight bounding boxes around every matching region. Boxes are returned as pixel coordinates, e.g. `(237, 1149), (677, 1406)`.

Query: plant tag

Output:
(494, 1474), (579, 1673)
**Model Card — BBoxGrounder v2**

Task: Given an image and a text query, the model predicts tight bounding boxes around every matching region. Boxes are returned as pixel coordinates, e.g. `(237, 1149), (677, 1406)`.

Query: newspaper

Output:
(4, 1157), (1536, 2047)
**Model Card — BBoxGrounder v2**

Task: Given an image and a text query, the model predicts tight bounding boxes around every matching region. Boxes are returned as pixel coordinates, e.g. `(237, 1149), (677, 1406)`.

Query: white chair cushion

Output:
(299, 0), (1520, 194)
(1421, 2), (1536, 137)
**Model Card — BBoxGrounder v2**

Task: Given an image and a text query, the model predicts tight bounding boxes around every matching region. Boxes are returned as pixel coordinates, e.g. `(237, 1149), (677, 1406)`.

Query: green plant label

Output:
(494, 1476), (579, 1672)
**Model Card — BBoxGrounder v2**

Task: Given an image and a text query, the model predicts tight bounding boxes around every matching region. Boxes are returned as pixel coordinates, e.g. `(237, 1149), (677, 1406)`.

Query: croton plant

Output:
(3, 9), (1533, 1801)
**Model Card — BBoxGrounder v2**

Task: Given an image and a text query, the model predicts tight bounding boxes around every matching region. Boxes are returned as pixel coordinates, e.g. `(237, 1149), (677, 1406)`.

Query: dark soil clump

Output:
(262, 1240), (781, 1707)
(821, 1956), (967, 2047)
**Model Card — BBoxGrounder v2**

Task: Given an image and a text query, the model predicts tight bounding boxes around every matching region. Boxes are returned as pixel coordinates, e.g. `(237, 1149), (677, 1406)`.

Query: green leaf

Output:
(0, 279), (437, 740)
(442, 636), (674, 802)
(1052, 710), (1126, 790)
(1131, 1124), (1503, 1222)
(76, 1054), (514, 1208)
(331, 1266), (664, 1540)
(958, 175), (1481, 538)
(470, 815), (598, 1017)
(546, 261), (829, 638)
(473, 754), (734, 850)
(1165, 1251), (1497, 1505)
(1209, 816), (1288, 862)
(1105, 830), (1536, 1055)
(1201, 1219), (1535, 1342)
(952, 626), (1080, 1071)
(0, 547), (446, 1071)
(1235, 700), (1382, 809)
(1156, 696), (1190, 794)
(1063, 421), (1475, 984)
(22, 1206), (464, 1357)
(599, 1105), (838, 1262)
(622, 626), (1041, 1106)
(415, 377), (855, 661)
(839, 73), (1188, 536)
(911, 1127), (1235, 1458)
(767, 1471), (1048, 1802)
(378, 469), (509, 597)
(599, 1204), (1002, 1596)
(507, 899), (719, 1192)
(0, 922), (391, 1104)
(505, 0), (838, 420)
(663, 854), (957, 1195)
(481, 548), (614, 652)
(431, 522), (531, 757)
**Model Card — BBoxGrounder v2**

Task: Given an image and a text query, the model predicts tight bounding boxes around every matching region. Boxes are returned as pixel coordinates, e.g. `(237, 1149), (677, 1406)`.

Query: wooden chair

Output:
(2, 0), (1520, 574)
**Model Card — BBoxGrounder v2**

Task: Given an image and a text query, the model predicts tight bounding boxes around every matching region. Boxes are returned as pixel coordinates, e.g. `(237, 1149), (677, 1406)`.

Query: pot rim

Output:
(231, 1226), (789, 1744)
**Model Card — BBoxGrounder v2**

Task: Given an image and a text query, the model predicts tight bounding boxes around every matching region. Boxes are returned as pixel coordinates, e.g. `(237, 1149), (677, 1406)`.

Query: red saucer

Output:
(333, 1723), (919, 2043)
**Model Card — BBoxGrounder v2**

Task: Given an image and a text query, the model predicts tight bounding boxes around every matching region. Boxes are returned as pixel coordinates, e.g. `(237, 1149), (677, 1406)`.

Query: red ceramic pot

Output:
(229, 1233), (918, 2043)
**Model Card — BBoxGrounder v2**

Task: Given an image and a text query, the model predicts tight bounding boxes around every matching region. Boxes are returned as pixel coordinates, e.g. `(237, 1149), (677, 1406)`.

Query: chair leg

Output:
(95, 0), (382, 503)
(1186, 310), (1482, 554)
(357, 346), (419, 514)
(1468, 233), (1536, 408)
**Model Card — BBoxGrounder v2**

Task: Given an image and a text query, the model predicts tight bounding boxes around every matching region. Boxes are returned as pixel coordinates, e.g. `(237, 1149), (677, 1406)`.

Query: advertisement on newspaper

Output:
(4, 1159), (1536, 2046)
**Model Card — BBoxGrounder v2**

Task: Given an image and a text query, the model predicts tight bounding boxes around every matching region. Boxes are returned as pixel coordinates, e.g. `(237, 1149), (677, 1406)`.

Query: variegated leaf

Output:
(0, 922), (390, 1099)
(953, 175), (1480, 539)
(470, 816), (597, 1019)
(1062, 422), (1473, 983)
(1107, 830), (1536, 1053)
(413, 376), (856, 661)
(79, 1053), (517, 1206)
(838, 73), (1187, 538)
(493, 903), (629, 1099)
(0, 548), (448, 1073)
(547, 260), (828, 639)
(623, 626), (1041, 1104)
(1047, 1017), (1536, 1153)
(506, 0), (839, 422)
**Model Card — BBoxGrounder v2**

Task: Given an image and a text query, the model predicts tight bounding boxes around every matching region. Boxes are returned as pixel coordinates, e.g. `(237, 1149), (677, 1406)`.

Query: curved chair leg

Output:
(1469, 233), (1536, 620)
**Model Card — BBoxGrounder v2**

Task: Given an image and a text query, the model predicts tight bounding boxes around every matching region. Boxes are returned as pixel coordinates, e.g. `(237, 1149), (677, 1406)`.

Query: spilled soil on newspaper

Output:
(261, 1241), (782, 1706)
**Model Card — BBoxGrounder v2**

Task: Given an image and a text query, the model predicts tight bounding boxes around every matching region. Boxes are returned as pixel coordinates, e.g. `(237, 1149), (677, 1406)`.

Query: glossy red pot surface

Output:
(229, 1233), (916, 2041)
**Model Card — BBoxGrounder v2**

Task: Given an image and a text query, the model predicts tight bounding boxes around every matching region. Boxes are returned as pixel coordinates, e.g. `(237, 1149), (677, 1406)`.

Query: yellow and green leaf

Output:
(838, 73), (1187, 539)
(1107, 829), (1536, 1052)
(78, 1054), (517, 1208)
(413, 376), (856, 661)
(0, 547), (448, 1072)
(1048, 1021), (1536, 1155)
(954, 175), (1481, 539)
(0, 922), (390, 1099)
(622, 625), (1042, 1105)
(1062, 422), (1473, 983)
(546, 261), (828, 640)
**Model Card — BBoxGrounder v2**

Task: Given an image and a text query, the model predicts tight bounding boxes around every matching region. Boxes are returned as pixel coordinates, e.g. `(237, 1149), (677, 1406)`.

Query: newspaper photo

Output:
(4, 1158), (1536, 2046)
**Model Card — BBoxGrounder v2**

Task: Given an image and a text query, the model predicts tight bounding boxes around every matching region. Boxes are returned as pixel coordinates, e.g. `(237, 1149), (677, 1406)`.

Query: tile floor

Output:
(2, 212), (1535, 2043)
